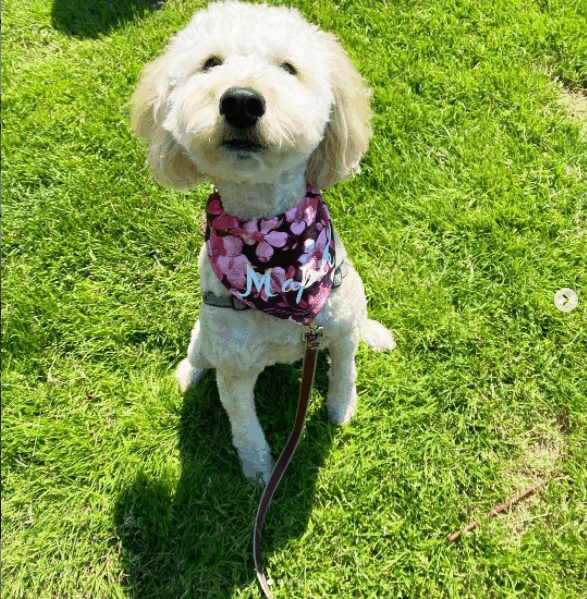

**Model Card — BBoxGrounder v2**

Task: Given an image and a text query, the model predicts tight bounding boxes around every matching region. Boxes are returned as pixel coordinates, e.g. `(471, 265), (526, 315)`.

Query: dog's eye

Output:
(203, 56), (223, 71)
(280, 61), (297, 76)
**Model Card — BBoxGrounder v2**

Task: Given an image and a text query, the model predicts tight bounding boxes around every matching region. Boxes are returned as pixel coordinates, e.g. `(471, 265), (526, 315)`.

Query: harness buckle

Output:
(230, 296), (249, 310)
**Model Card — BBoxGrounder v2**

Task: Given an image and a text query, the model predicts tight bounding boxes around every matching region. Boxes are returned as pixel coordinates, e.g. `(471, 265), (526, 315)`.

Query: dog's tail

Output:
(360, 319), (396, 352)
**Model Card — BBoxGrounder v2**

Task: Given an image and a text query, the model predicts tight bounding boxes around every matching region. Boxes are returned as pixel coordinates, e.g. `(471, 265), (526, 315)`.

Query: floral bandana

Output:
(205, 185), (336, 325)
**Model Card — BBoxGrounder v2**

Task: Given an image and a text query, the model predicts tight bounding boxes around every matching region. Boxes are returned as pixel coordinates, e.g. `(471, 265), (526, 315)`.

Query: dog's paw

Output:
(243, 462), (273, 487)
(327, 388), (357, 426)
(175, 359), (207, 393)
(360, 319), (397, 352)
(240, 447), (273, 487)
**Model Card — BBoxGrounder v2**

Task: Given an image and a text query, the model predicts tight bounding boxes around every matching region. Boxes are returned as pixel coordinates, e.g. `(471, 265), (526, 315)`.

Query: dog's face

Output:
(132, 1), (371, 188)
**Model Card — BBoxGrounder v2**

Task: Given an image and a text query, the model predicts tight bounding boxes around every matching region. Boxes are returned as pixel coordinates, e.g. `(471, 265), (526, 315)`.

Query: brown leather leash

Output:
(253, 320), (323, 599)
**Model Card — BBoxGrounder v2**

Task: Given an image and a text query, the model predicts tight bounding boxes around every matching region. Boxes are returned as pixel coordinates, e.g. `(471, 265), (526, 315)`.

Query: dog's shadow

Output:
(114, 354), (335, 598)
(51, 0), (162, 38)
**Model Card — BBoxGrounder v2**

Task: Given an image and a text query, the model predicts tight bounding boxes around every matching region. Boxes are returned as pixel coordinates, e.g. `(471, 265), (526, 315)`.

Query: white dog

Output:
(131, 1), (396, 485)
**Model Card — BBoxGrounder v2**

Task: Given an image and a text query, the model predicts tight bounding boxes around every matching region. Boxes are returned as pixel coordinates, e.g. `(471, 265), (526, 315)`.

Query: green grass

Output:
(2, 0), (587, 597)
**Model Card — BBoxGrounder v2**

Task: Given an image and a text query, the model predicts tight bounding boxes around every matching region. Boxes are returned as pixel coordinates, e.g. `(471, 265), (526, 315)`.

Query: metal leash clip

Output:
(302, 319), (323, 348)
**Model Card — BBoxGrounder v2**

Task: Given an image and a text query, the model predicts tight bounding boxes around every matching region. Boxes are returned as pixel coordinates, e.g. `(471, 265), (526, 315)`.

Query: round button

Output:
(554, 288), (578, 312)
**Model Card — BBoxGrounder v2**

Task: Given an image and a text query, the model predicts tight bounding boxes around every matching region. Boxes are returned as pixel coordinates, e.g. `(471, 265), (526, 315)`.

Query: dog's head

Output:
(131, 1), (371, 189)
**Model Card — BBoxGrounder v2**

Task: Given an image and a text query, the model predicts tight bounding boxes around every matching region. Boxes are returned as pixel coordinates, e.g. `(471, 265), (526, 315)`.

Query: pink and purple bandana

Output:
(205, 185), (336, 325)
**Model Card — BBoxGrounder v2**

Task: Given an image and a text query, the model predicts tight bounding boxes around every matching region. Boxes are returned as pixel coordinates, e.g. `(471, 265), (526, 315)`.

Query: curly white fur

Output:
(132, 1), (395, 485)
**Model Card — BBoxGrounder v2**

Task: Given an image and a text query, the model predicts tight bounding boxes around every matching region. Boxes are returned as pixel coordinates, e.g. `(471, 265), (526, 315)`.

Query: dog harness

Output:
(203, 185), (345, 599)
(204, 184), (339, 324)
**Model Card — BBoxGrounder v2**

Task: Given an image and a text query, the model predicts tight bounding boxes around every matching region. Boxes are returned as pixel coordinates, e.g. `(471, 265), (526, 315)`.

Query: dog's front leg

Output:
(326, 330), (360, 425)
(176, 319), (210, 392)
(216, 368), (273, 485)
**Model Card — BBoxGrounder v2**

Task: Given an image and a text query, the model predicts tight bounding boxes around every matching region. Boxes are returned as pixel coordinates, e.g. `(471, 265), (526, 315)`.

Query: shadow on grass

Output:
(115, 353), (336, 598)
(51, 0), (162, 38)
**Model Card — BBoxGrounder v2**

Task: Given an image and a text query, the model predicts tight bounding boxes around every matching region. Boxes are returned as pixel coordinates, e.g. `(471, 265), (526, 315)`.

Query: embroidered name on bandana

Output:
(205, 185), (336, 325)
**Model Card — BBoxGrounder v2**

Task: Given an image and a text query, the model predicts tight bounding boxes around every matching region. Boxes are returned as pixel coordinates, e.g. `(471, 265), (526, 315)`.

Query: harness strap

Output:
(253, 322), (323, 599)
(202, 260), (348, 310)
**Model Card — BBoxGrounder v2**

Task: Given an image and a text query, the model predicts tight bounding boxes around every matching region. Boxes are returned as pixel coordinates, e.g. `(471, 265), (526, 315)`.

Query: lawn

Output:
(2, 0), (586, 597)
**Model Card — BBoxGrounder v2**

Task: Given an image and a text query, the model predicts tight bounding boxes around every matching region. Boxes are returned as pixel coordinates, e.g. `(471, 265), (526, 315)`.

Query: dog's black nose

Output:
(219, 87), (265, 128)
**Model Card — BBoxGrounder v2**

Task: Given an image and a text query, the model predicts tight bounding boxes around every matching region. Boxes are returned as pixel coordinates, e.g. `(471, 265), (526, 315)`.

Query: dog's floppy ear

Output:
(306, 33), (372, 190)
(131, 53), (202, 189)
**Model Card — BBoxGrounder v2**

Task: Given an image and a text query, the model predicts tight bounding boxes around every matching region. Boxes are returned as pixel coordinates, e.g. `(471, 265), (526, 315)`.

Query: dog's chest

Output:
(196, 210), (368, 370)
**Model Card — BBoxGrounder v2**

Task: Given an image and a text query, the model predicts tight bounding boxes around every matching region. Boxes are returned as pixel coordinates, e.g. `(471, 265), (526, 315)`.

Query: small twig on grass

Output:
(448, 473), (563, 542)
